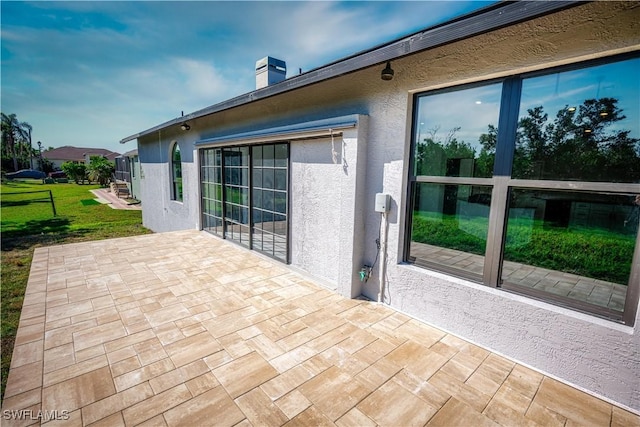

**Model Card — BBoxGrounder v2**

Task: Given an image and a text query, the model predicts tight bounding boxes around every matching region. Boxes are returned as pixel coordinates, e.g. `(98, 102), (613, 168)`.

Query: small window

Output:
(171, 143), (183, 201)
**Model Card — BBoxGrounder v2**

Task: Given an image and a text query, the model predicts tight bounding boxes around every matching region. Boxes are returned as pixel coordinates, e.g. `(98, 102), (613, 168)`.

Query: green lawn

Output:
(1, 179), (151, 402)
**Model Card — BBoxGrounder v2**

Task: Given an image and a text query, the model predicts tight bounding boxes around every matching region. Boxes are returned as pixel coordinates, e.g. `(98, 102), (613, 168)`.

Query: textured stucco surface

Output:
(290, 136), (348, 288)
(137, 136), (199, 233)
(132, 2), (640, 411)
(290, 122), (369, 298)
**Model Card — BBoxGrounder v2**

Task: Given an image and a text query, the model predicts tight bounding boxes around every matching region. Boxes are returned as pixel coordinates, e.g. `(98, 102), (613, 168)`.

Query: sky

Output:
(1, 0), (494, 154)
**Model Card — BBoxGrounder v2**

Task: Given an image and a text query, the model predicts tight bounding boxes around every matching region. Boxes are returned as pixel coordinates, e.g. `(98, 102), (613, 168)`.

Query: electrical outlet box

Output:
(375, 193), (390, 213)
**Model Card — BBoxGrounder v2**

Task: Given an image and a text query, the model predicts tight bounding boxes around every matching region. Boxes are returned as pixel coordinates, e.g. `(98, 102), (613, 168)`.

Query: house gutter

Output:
(120, 0), (580, 144)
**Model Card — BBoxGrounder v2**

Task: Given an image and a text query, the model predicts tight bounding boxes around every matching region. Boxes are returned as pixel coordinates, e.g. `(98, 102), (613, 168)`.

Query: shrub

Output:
(60, 161), (87, 184)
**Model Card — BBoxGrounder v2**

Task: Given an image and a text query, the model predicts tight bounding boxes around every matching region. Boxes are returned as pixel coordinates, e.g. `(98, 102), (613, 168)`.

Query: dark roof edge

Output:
(120, 0), (580, 144)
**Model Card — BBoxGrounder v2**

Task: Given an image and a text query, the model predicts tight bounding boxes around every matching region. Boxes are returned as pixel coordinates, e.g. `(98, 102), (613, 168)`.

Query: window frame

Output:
(405, 52), (640, 325)
(170, 141), (183, 202)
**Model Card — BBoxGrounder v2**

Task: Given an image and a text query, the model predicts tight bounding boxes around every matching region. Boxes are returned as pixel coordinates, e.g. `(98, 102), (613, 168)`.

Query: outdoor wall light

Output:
(381, 61), (394, 81)
(180, 123), (190, 131)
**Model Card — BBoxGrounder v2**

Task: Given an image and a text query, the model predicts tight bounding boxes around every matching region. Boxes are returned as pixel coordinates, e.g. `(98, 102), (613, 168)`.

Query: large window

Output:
(406, 54), (640, 324)
(171, 142), (183, 201)
(201, 143), (289, 262)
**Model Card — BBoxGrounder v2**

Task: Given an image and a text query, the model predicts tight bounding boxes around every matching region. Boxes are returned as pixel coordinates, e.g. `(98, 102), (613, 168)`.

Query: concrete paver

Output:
(2, 230), (639, 426)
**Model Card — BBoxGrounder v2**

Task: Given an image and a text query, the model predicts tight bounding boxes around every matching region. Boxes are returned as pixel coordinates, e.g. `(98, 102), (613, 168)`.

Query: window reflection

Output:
(514, 58), (640, 182)
(414, 83), (502, 178)
(171, 143), (183, 201)
(503, 189), (638, 312)
(410, 183), (492, 278)
(407, 55), (639, 322)
(252, 143), (288, 261)
(201, 148), (223, 236)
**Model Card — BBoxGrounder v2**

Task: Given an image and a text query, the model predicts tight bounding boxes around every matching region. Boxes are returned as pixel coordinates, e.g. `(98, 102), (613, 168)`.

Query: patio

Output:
(2, 230), (638, 426)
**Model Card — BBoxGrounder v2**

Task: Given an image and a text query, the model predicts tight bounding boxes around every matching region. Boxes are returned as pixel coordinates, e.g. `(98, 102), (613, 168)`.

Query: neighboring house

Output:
(114, 149), (141, 199)
(41, 145), (120, 170)
(120, 2), (640, 412)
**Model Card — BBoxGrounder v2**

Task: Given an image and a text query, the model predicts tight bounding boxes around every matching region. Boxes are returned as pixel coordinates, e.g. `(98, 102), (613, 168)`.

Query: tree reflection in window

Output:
(409, 56), (640, 320)
(414, 59), (640, 183)
(512, 97), (639, 182)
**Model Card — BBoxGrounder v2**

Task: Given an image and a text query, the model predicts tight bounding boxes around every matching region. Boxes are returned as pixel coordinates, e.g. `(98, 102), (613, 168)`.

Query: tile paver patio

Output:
(2, 230), (639, 426)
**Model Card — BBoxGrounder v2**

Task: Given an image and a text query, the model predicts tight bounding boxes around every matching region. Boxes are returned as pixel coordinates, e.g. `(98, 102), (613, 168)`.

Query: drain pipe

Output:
(374, 194), (391, 304)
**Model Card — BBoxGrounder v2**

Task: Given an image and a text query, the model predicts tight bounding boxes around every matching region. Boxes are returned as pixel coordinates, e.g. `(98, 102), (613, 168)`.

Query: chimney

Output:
(255, 57), (286, 89)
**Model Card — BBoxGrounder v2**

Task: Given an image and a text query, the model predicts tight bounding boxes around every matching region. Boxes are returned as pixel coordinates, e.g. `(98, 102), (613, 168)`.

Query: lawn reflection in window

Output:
(410, 184), (492, 280)
(503, 189), (638, 312)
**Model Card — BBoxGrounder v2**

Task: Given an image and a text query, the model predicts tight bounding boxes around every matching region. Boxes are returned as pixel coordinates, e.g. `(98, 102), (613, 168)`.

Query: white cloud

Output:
(1, 1), (493, 153)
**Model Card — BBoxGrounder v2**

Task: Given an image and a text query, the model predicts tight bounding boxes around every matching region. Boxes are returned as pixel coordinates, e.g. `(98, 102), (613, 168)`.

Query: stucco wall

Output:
(357, 1), (640, 411)
(290, 122), (368, 297)
(132, 1), (640, 411)
(137, 134), (199, 232)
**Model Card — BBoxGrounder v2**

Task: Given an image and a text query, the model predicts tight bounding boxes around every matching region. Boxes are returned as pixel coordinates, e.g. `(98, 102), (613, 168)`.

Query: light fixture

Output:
(180, 123), (190, 131)
(599, 110), (609, 117)
(567, 106), (576, 112)
(381, 61), (394, 81)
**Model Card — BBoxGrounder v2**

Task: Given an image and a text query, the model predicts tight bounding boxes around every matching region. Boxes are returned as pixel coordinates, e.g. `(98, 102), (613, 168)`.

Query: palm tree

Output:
(87, 155), (115, 187)
(1, 112), (32, 171)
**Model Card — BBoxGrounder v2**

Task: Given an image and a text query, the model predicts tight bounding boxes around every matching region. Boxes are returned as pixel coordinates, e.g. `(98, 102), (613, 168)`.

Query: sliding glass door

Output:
(201, 143), (289, 262)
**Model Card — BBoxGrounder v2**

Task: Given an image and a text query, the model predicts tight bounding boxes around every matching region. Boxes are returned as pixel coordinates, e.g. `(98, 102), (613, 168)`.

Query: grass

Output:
(411, 213), (634, 284)
(1, 179), (151, 402)
(411, 212), (488, 256)
(503, 219), (635, 284)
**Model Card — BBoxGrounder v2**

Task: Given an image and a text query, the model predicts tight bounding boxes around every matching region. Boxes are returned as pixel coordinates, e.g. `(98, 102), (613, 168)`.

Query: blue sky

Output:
(1, 1), (493, 154)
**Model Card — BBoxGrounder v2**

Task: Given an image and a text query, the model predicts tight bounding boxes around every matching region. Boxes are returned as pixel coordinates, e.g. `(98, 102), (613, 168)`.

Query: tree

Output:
(87, 156), (115, 187)
(415, 126), (485, 177)
(474, 97), (640, 182)
(38, 157), (55, 174)
(476, 124), (497, 178)
(1, 112), (33, 172)
(61, 161), (88, 184)
(513, 97), (640, 181)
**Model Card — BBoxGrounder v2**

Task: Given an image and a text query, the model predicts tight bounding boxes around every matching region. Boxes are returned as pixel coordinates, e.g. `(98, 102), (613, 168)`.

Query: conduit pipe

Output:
(377, 210), (389, 304)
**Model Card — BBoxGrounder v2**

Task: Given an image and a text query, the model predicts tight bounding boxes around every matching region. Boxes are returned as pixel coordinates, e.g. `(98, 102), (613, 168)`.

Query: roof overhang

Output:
(195, 115), (360, 147)
(120, 0), (580, 144)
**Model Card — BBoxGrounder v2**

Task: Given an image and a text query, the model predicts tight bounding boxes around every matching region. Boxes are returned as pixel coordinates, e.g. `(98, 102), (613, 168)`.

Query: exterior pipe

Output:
(378, 211), (389, 303)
